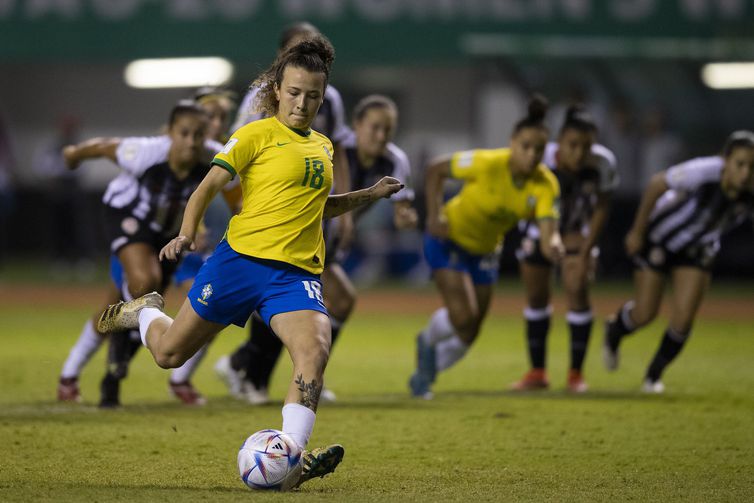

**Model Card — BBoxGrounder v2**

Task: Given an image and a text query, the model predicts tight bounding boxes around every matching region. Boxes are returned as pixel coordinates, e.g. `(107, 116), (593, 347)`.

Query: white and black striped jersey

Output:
(341, 130), (414, 221)
(231, 84), (350, 145)
(522, 142), (618, 239)
(102, 136), (223, 240)
(646, 156), (754, 256)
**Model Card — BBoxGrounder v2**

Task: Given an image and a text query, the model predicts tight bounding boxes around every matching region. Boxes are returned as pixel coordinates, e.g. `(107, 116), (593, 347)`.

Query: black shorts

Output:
(633, 243), (716, 273)
(104, 207), (172, 255)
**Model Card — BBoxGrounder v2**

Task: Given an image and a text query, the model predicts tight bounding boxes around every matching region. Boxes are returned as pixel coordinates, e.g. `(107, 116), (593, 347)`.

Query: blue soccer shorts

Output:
(188, 240), (329, 328)
(423, 234), (500, 285)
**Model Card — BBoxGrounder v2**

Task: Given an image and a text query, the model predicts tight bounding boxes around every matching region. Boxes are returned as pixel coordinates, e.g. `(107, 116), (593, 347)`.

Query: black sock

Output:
(568, 310), (593, 372)
(245, 313), (283, 389)
(646, 328), (688, 382)
(525, 313), (550, 369)
(607, 302), (635, 351)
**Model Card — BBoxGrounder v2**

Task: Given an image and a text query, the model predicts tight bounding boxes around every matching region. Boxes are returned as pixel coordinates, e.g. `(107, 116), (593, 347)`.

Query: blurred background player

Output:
(603, 130), (754, 393)
(216, 21), (354, 404)
(218, 95), (417, 404)
(410, 95), (564, 399)
(56, 98), (237, 406)
(511, 105), (618, 393)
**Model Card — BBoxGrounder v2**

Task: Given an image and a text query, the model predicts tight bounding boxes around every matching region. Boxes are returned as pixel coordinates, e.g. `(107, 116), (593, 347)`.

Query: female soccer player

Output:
(57, 94), (238, 406)
(511, 106), (618, 393)
(409, 95), (564, 399)
(217, 21), (354, 405)
(221, 94), (417, 404)
(97, 36), (402, 486)
(603, 130), (754, 393)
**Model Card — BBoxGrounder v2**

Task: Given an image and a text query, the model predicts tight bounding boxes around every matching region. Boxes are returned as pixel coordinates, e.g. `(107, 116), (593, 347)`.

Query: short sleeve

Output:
(665, 156), (723, 191)
(449, 150), (486, 180)
(591, 144), (620, 193)
(387, 143), (414, 202)
(115, 136), (170, 176)
(212, 127), (261, 180)
(325, 86), (351, 145)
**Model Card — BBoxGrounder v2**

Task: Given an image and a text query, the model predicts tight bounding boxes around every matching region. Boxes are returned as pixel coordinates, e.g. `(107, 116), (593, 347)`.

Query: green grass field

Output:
(1, 283), (753, 502)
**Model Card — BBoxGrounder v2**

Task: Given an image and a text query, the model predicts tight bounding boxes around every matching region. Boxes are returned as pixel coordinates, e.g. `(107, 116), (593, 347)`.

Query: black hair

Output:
(252, 34), (335, 118)
(168, 99), (208, 126)
(560, 104), (597, 135)
(513, 94), (549, 135)
(279, 22), (320, 50)
(353, 94), (398, 122)
(722, 130), (754, 157)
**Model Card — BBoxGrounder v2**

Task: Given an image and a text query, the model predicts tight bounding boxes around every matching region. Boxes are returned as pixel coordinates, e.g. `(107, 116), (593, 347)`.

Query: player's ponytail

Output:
(722, 130), (754, 157)
(560, 104), (597, 135)
(513, 94), (549, 135)
(253, 33), (335, 118)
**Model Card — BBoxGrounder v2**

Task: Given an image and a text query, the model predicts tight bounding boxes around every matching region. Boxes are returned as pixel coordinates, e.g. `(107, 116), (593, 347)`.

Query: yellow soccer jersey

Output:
(444, 148), (560, 255)
(212, 117), (334, 274)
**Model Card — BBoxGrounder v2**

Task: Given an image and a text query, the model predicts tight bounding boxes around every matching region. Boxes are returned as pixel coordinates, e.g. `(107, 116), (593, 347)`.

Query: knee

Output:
(448, 308), (479, 336)
(293, 332), (331, 370)
(127, 274), (161, 298)
(154, 351), (185, 370)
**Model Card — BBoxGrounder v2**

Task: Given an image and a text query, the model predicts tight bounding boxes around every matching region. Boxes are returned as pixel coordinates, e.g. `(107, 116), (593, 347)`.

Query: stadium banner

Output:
(1, 0), (754, 64)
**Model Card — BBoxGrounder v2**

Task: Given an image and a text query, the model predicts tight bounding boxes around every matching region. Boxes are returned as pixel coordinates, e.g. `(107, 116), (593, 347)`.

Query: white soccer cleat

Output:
(320, 386), (337, 403)
(97, 292), (164, 334)
(214, 355), (245, 399)
(641, 379), (665, 394)
(242, 382), (270, 405)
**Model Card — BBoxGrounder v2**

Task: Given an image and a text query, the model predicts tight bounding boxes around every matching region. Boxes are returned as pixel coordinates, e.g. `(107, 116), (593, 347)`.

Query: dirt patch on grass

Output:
(1, 283), (750, 321)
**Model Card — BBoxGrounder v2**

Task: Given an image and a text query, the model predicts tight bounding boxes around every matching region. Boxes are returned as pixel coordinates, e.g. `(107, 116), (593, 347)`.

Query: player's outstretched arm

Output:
(323, 176), (403, 219)
(424, 155), (452, 239)
(62, 137), (121, 170)
(160, 165), (232, 261)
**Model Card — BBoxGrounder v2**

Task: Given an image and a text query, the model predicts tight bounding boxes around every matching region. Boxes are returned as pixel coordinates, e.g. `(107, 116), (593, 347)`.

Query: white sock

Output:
(422, 308), (455, 346)
(138, 307), (172, 347)
(60, 320), (104, 378)
(170, 343), (208, 383)
(282, 403), (316, 450)
(436, 335), (469, 372)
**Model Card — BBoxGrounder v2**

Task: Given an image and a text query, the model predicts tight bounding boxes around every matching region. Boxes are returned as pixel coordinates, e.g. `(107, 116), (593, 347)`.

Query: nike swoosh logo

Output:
(276, 141), (290, 147)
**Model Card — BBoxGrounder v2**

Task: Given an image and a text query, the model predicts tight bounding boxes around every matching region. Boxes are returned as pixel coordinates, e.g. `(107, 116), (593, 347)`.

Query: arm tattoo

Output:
(324, 187), (376, 218)
(295, 374), (322, 411)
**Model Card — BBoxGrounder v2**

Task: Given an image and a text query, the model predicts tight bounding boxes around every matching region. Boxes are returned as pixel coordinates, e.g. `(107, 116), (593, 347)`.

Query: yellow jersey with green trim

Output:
(212, 117), (334, 274)
(444, 148), (560, 255)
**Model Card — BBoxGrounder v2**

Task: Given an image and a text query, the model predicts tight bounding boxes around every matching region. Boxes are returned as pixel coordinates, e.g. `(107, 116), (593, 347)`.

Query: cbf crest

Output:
(197, 283), (213, 306)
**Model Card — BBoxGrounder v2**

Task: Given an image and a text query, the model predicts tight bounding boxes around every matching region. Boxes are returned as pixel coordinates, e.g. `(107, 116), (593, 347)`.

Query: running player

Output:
(219, 94), (416, 404)
(216, 21), (354, 404)
(56, 100), (234, 406)
(97, 36), (403, 485)
(603, 130), (754, 393)
(410, 95), (564, 399)
(511, 105), (618, 393)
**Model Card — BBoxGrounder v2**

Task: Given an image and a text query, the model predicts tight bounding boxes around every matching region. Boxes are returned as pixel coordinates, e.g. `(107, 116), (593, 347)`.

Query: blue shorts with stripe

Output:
(423, 234), (500, 285)
(188, 240), (328, 328)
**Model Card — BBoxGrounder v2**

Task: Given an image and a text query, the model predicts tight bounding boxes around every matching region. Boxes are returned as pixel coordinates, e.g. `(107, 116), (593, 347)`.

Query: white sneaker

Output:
(242, 382), (270, 405)
(214, 355), (245, 399)
(641, 379), (665, 394)
(320, 387), (337, 403)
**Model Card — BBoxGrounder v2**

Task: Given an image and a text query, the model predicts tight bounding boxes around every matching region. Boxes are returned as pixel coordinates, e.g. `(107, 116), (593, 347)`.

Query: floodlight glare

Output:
(701, 62), (754, 89)
(124, 57), (234, 89)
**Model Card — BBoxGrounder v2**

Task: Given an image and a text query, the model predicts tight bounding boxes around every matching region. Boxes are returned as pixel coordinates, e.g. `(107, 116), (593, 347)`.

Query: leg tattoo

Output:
(295, 374), (322, 410)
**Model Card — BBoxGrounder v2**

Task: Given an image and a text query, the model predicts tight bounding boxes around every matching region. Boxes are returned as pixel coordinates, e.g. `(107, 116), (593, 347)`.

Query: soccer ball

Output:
(237, 429), (303, 491)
